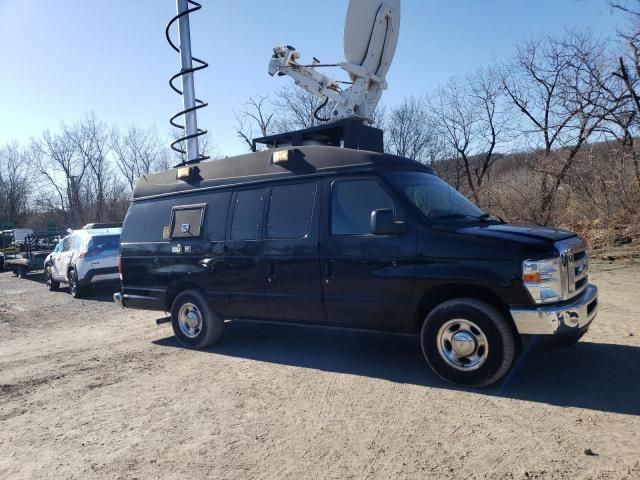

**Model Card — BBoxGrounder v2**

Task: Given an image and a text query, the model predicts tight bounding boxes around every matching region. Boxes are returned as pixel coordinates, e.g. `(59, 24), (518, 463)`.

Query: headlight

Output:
(522, 257), (563, 304)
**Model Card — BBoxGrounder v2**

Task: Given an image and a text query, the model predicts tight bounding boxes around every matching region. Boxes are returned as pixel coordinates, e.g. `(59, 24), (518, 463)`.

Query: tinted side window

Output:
(331, 179), (394, 235)
(71, 236), (82, 251)
(267, 183), (317, 239)
(206, 191), (231, 241)
(230, 188), (266, 240)
(62, 237), (71, 252)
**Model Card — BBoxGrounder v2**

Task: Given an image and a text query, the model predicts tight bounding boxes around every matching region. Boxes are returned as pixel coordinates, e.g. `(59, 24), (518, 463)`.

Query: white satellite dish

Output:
(344, 0), (401, 79)
(268, 0), (401, 125)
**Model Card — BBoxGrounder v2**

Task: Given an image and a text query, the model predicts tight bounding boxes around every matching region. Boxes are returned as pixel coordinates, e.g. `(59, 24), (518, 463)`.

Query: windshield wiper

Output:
(430, 213), (482, 222)
(479, 213), (506, 223)
(430, 213), (502, 223)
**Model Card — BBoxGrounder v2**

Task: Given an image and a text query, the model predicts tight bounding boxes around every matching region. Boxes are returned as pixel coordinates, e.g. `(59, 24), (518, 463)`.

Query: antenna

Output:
(166, 0), (209, 165)
(268, 0), (401, 125)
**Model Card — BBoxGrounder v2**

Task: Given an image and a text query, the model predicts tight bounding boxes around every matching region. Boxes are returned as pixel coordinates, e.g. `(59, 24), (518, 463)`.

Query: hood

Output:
(478, 224), (576, 242)
(452, 223), (576, 247)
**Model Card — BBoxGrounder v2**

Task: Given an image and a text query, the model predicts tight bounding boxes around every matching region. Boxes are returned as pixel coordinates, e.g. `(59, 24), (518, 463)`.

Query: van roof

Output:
(133, 145), (432, 200)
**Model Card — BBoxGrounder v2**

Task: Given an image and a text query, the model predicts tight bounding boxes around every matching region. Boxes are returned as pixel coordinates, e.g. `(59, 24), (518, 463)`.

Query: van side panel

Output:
(120, 191), (231, 312)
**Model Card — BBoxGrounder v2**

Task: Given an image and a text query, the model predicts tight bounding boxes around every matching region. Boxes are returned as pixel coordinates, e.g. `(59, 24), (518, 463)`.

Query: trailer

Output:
(2, 231), (65, 278)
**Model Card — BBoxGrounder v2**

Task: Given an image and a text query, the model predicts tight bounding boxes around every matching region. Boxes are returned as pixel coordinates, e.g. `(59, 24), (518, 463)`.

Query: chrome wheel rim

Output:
(45, 268), (51, 287)
(69, 275), (76, 295)
(436, 319), (489, 371)
(178, 303), (202, 339)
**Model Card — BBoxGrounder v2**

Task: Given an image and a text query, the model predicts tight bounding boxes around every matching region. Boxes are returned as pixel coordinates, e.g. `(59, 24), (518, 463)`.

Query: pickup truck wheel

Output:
(171, 290), (223, 349)
(420, 298), (516, 388)
(45, 266), (60, 291)
(68, 269), (83, 298)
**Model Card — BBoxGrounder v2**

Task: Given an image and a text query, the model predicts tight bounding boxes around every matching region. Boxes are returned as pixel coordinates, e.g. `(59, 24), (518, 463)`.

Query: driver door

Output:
(320, 176), (417, 331)
(53, 236), (73, 281)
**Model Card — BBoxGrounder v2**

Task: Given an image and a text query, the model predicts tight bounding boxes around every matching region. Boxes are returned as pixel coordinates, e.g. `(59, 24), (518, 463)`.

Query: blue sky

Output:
(0, 0), (621, 156)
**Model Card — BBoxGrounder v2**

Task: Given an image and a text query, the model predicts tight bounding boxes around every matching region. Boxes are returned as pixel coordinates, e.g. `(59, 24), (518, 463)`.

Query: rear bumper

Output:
(79, 267), (119, 286)
(113, 289), (165, 311)
(510, 284), (598, 336)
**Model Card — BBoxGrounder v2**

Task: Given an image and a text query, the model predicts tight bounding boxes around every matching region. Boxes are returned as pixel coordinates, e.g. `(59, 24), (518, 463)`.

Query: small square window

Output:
(170, 204), (206, 238)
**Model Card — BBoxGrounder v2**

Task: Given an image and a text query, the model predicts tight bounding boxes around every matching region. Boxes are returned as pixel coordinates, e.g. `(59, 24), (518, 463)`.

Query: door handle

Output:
(267, 260), (275, 283)
(325, 260), (333, 284)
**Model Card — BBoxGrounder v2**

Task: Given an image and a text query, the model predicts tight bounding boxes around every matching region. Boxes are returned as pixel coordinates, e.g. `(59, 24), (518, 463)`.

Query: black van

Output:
(115, 145), (598, 387)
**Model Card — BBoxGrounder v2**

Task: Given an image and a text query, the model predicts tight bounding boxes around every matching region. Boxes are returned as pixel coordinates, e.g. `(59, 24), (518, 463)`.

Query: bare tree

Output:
(609, 1), (640, 187)
(111, 125), (165, 191)
(0, 143), (32, 226)
(501, 31), (609, 224)
(385, 96), (440, 163)
(65, 114), (111, 221)
(427, 67), (513, 200)
(36, 126), (88, 226)
(235, 95), (275, 152)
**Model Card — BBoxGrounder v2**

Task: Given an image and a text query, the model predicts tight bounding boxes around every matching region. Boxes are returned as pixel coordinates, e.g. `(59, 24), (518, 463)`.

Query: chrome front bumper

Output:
(510, 284), (598, 335)
(113, 292), (124, 308)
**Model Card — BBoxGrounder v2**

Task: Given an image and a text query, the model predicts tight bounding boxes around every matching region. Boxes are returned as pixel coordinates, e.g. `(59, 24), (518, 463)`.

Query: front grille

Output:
(555, 237), (588, 301)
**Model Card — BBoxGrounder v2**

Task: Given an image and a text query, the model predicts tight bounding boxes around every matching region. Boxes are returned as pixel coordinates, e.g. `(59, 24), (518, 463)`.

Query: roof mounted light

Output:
(271, 150), (290, 164)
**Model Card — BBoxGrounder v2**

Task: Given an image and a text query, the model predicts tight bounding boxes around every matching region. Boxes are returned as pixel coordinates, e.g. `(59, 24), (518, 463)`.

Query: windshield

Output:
(386, 171), (485, 222)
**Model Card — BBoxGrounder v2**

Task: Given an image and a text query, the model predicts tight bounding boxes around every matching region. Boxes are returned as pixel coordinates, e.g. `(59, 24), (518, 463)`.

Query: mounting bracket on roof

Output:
(253, 118), (384, 153)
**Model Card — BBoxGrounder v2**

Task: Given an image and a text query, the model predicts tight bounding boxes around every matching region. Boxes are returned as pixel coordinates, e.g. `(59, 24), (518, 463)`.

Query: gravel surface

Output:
(0, 263), (639, 479)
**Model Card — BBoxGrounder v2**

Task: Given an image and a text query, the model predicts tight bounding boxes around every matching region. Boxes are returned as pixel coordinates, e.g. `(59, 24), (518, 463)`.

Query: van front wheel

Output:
(420, 298), (516, 388)
(171, 290), (223, 349)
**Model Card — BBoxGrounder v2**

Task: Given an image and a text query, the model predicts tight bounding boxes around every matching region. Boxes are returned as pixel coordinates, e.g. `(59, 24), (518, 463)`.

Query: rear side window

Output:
(230, 188), (266, 240)
(331, 178), (394, 235)
(170, 204), (206, 238)
(206, 191), (232, 241)
(87, 235), (120, 252)
(70, 236), (82, 251)
(267, 183), (317, 239)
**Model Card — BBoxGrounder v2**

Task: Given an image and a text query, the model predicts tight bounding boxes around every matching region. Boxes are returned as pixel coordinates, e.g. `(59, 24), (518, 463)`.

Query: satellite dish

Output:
(343, 0), (401, 80)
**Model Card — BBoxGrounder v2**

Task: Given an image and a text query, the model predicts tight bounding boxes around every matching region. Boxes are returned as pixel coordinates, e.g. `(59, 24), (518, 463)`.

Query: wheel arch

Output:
(414, 283), (518, 338)
(164, 280), (206, 312)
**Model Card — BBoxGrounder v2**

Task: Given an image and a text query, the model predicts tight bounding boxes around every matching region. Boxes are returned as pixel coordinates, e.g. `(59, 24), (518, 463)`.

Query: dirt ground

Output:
(0, 262), (639, 480)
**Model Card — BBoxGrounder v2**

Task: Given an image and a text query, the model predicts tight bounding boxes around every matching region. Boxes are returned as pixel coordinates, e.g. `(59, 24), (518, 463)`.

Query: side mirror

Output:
(370, 209), (407, 236)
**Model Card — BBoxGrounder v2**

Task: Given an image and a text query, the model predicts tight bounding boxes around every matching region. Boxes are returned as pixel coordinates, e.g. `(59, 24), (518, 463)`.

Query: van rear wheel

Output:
(171, 290), (223, 349)
(420, 298), (516, 388)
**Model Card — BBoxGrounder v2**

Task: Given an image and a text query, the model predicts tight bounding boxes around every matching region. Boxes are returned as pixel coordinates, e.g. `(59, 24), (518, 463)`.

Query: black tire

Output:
(45, 266), (59, 291)
(171, 289), (223, 349)
(68, 269), (83, 299)
(420, 298), (516, 388)
(17, 266), (27, 279)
